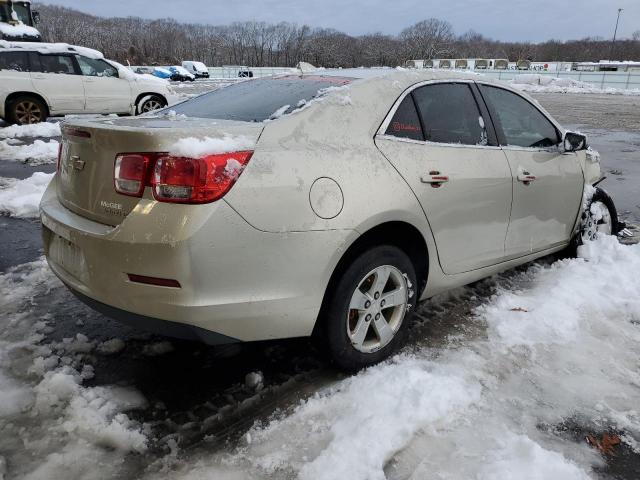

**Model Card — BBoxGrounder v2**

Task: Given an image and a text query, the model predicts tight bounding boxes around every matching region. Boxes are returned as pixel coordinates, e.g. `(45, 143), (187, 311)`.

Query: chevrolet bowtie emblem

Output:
(71, 156), (85, 171)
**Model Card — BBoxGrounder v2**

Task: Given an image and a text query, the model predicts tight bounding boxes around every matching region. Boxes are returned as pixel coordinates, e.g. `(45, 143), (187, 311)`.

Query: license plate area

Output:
(49, 233), (87, 281)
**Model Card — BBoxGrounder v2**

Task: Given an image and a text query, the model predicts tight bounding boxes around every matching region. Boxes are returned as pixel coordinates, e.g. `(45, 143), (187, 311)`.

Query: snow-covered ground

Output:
(0, 259), (150, 480)
(148, 236), (639, 480)
(0, 122), (61, 139)
(0, 172), (54, 218)
(0, 237), (638, 479)
(510, 74), (640, 96)
(0, 138), (59, 165)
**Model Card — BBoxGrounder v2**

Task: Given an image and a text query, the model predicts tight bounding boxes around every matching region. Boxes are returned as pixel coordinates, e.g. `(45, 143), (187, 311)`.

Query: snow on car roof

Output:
(0, 40), (103, 59)
(317, 67), (480, 81)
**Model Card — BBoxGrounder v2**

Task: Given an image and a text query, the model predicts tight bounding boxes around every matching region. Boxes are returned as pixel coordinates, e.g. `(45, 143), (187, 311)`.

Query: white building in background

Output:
(406, 58), (640, 73)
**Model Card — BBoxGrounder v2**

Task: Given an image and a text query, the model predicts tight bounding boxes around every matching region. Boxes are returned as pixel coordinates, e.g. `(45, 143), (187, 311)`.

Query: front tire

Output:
(564, 187), (619, 257)
(322, 245), (417, 371)
(137, 95), (166, 115)
(7, 95), (48, 125)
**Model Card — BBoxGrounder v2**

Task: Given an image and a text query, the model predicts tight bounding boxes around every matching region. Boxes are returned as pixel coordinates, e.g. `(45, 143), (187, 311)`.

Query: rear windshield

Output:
(168, 75), (353, 122)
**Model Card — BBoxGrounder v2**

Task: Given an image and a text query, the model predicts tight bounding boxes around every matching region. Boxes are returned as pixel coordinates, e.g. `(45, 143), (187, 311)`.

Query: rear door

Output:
(0, 51), (33, 96)
(477, 84), (584, 258)
(30, 53), (85, 113)
(75, 55), (132, 114)
(375, 81), (513, 275)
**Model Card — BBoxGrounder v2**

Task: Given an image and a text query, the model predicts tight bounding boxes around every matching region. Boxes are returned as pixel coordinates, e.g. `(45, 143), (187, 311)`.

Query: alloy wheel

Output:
(15, 101), (43, 124)
(141, 99), (163, 113)
(346, 265), (409, 353)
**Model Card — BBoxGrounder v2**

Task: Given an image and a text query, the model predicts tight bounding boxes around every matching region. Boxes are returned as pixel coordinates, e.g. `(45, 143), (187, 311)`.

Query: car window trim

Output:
(475, 81), (563, 151)
(376, 79), (500, 149)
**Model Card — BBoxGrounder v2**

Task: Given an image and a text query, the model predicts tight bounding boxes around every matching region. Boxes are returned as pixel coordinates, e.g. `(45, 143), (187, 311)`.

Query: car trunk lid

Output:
(56, 116), (264, 226)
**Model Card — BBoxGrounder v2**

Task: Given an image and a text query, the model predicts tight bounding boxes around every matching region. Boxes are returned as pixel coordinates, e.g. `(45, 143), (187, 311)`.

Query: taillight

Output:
(151, 151), (252, 204)
(112, 151), (253, 203)
(114, 154), (152, 197)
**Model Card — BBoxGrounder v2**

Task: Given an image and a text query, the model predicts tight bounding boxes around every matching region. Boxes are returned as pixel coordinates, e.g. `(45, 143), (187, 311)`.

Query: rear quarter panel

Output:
(225, 78), (428, 234)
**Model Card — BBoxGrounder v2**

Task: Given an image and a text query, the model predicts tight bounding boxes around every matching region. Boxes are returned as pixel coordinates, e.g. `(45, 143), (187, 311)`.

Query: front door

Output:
(375, 82), (513, 275)
(75, 55), (132, 114)
(477, 84), (584, 258)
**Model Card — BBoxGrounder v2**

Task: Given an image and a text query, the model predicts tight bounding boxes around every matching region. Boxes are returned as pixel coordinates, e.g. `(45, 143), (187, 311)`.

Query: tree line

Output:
(33, 3), (640, 67)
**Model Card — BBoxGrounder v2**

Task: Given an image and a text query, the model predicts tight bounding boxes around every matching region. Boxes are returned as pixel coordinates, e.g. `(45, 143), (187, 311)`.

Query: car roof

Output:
(0, 40), (103, 59)
(310, 67), (480, 81)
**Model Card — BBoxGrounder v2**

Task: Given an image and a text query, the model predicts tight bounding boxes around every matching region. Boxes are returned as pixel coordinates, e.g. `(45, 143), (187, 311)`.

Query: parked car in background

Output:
(151, 66), (173, 80)
(0, 41), (180, 124)
(169, 65), (195, 82)
(0, 0), (41, 42)
(41, 70), (617, 370)
(182, 60), (208, 78)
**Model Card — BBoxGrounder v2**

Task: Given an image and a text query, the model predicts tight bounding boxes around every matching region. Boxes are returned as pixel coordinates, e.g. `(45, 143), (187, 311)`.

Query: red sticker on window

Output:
(392, 122), (420, 132)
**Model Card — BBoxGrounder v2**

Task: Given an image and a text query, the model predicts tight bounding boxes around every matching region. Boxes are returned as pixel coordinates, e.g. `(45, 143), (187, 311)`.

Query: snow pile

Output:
(160, 235), (640, 479)
(0, 138), (59, 164)
(0, 122), (61, 139)
(0, 259), (150, 479)
(0, 172), (53, 218)
(510, 74), (640, 95)
(34, 368), (148, 452)
(170, 135), (254, 157)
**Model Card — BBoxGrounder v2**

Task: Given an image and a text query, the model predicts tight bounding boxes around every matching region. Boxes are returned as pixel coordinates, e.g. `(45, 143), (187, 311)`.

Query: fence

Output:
(132, 65), (640, 90)
(479, 69), (640, 90)
(206, 66), (293, 78)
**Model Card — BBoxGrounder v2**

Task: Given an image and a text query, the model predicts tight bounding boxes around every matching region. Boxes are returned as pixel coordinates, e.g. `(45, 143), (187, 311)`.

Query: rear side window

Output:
(0, 51), (29, 72)
(36, 54), (77, 75)
(412, 83), (487, 146)
(479, 85), (559, 148)
(385, 95), (424, 141)
(168, 75), (353, 122)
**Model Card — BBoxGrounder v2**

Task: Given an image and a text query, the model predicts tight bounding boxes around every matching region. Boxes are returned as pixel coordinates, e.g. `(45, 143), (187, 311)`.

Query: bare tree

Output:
(32, 3), (640, 67)
(400, 19), (455, 59)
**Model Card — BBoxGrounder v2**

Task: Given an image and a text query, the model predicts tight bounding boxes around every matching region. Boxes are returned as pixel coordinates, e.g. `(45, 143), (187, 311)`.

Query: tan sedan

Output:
(40, 70), (618, 370)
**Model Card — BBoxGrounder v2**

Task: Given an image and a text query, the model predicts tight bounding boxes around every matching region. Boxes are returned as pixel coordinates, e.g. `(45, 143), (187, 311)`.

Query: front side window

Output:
(385, 95), (424, 141)
(412, 83), (487, 146)
(75, 56), (118, 78)
(479, 85), (559, 148)
(0, 51), (29, 72)
(37, 55), (77, 74)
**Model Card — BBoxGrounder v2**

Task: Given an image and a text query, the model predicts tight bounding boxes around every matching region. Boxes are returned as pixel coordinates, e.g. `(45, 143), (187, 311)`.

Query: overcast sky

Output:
(37, 0), (639, 42)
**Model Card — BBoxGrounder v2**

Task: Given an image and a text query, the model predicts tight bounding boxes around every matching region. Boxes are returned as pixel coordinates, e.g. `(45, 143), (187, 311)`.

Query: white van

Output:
(0, 41), (180, 124)
(182, 60), (209, 78)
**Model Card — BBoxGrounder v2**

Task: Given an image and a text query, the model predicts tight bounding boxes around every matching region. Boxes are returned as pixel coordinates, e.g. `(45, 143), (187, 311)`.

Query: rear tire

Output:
(137, 95), (166, 115)
(7, 95), (48, 125)
(322, 245), (417, 371)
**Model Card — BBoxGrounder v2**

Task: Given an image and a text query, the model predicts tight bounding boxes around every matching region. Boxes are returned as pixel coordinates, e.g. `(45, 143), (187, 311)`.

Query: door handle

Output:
(517, 171), (537, 184)
(421, 171), (449, 188)
(32, 74), (46, 80)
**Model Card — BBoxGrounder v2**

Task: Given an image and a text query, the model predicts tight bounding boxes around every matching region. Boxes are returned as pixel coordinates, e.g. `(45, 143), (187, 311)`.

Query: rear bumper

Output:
(40, 177), (354, 342)
(68, 286), (238, 345)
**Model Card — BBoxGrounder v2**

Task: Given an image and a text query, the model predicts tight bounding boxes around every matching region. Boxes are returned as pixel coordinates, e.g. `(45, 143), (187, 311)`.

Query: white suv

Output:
(0, 41), (180, 124)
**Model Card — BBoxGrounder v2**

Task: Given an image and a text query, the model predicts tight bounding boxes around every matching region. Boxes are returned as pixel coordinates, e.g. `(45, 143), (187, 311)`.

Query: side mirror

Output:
(32, 11), (41, 24)
(563, 131), (587, 152)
